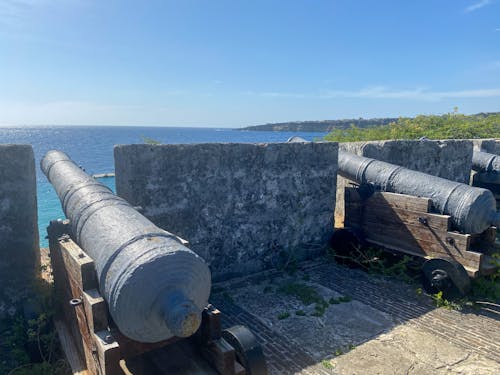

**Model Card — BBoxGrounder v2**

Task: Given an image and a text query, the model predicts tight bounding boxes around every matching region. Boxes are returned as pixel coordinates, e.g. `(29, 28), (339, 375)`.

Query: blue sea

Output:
(0, 126), (326, 247)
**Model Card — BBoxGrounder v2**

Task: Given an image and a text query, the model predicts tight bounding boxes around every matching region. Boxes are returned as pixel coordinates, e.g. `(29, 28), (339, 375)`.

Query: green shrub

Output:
(324, 112), (500, 142)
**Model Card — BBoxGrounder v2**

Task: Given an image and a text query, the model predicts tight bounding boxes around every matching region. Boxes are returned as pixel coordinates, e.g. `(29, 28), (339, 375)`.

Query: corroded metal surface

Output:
(472, 150), (500, 173)
(338, 151), (499, 234)
(41, 150), (211, 343)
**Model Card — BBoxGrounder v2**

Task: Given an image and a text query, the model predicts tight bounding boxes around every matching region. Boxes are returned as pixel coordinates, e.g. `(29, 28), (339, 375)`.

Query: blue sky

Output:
(0, 0), (499, 127)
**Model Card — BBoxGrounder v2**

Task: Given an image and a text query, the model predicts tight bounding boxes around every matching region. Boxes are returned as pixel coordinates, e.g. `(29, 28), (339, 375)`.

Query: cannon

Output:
(471, 150), (500, 208)
(42, 150), (211, 343)
(472, 150), (500, 173)
(338, 151), (500, 234)
(333, 151), (499, 298)
(43, 150), (268, 375)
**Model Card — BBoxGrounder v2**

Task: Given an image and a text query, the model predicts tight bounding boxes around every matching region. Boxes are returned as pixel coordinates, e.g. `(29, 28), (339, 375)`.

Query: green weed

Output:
(321, 359), (334, 369)
(222, 292), (234, 303)
(278, 282), (324, 305)
(329, 295), (352, 304)
(263, 286), (273, 293)
(277, 312), (290, 320)
(0, 279), (69, 375)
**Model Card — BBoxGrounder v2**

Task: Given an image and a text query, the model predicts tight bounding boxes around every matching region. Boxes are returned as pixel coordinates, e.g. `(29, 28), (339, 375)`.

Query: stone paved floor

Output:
(211, 260), (500, 375)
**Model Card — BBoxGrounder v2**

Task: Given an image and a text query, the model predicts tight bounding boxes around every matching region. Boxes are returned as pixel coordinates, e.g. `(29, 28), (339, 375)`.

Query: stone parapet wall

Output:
(472, 139), (500, 155)
(336, 139), (473, 227)
(0, 145), (38, 318)
(114, 143), (338, 280)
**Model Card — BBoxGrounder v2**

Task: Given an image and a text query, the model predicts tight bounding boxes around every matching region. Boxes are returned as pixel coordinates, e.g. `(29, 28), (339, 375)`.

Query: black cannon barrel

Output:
(41, 150), (211, 343)
(472, 150), (500, 173)
(338, 151), (500, 234)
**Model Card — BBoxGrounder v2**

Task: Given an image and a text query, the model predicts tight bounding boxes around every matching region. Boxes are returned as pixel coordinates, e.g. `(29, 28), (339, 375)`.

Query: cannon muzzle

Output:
(41, 150), (211, 343)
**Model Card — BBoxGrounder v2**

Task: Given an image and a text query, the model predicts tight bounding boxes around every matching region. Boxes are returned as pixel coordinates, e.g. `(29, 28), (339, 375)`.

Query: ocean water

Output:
(0, 126), (327, 247)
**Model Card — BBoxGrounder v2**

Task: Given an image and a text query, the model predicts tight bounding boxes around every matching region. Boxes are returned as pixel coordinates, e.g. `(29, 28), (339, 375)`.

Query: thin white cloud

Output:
(464, 0), (492, 13)
(323, 87), (500, 100)
(245, 86), (500, 101)
(241, 90), (306, 98)
(0, 0), (44, 20)
(260, 92), (307, 98)
(0, 0), (78, 27)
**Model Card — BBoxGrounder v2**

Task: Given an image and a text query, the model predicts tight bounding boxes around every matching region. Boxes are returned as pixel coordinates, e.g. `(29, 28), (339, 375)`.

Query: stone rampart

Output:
(0, 145), (38, 318)
(114, 143), (338, 280)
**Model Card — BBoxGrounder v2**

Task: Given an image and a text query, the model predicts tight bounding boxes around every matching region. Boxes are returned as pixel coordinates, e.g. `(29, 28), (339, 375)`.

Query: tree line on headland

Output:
(239, 111), (500, 141)
(239, 117), (398, 132)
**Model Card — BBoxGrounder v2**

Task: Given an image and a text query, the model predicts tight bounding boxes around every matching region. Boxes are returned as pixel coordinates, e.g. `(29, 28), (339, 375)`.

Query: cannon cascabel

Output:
(41, 150), (211, 343)
(338, 151), (500, 234)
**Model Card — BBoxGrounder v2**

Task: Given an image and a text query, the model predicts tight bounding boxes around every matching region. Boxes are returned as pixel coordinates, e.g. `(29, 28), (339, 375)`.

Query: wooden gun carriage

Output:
(48, 221), (267, 375)
(332, 187), (498, 298)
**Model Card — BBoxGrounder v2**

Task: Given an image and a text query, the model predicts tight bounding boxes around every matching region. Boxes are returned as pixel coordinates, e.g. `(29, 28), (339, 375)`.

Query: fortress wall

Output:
(472, 139), (500, 155)
(336, 140), (473, 227)
(115, 142), (338, 280)
(0, 145), (38, 318)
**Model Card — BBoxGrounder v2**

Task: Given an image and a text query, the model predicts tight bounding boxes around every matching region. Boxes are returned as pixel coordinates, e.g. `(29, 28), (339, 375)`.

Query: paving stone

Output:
(211, 259), (500, 374)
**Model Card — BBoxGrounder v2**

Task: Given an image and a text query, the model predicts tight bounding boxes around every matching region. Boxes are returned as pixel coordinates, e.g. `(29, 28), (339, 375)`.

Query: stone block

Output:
(0, 144), (38, 317)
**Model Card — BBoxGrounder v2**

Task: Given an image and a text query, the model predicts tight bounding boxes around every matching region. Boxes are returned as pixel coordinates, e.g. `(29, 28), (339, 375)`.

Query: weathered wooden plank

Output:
(74, 304), (101, 375)
(94, 330), (122, 375)
(50, 236), (88, 369)
(362, 217), (469, 253)
(83, 289), (109, 333)
(362, 205), (451, 232)
(202, 338), (237, 375)
(54, 319), (89, 375)
(60, 239), (98, 291)
(365, 226), (482, 270)
(368, 192), (432, 212)
(342, 187), (496, 277)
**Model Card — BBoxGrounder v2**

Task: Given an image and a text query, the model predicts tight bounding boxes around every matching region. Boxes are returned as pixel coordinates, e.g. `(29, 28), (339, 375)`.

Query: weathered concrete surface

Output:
(211, 260), (500, 375)
(218, 274), (395, 361)
(0, 145), (38, 318)
(473, 139), (500, 155)
(327, 323), (500, 375)
(114, 143), (338, 280)
(336, 140), (473, 227)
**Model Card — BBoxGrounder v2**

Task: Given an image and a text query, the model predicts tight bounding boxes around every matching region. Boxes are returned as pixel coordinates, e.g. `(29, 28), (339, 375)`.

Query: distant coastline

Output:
(237, 111), (500, 132)
(238, 117), (399, 132)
